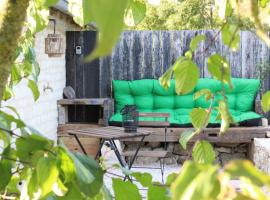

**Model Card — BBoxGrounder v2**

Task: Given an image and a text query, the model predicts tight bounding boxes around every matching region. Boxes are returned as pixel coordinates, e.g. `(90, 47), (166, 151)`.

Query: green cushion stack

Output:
(110, 78), (261, 126)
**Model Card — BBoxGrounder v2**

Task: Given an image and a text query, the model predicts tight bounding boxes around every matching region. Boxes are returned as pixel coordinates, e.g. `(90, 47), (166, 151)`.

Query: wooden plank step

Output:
(122, 150), (169, 158)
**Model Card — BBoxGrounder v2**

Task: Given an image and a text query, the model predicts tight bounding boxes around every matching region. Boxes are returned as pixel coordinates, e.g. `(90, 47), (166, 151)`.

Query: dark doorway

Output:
(66, 31), (100, 123)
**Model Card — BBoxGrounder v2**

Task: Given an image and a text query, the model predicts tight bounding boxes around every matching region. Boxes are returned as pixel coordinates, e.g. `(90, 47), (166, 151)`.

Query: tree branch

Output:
(0, 0), (30, 101)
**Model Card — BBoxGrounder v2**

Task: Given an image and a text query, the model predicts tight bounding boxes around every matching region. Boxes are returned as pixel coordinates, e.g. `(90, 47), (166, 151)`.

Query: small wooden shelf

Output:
(57, 98), (114, 126)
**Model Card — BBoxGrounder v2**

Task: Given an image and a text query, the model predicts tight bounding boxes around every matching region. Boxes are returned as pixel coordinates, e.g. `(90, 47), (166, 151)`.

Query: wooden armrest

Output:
(255, 99), (263, 114)
(138, 112), (170, 118)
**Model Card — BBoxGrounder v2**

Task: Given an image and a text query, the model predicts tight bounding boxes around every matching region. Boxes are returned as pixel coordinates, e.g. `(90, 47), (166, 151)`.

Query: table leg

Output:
(72, 134), (87, 155)
(95, 139), (105, 160)
(109, 139), (127, 168)
(128, 136), (145, 169)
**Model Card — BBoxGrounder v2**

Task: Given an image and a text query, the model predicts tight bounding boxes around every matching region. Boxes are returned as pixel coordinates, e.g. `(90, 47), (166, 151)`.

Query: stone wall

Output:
(123, 142), (249, 165)
(1, 9), (80, 141)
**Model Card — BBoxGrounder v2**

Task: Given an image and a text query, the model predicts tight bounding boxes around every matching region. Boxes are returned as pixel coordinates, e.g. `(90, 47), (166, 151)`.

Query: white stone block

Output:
(253, 138), (270, 174)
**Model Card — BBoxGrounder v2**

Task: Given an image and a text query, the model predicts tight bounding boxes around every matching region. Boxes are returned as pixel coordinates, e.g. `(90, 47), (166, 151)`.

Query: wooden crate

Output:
(58, 123), (100, 157)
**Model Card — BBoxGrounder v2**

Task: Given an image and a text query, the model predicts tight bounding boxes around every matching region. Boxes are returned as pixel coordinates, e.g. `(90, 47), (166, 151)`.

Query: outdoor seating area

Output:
(57, 28), (270, 185)
(4, 0), (270, 199)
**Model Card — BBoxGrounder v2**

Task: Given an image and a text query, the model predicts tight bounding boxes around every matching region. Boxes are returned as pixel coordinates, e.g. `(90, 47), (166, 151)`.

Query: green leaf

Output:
(42, 0), (59, 7)
(132, 172), (152, 187)
(125, 0), (146, 26)
(36, 156), (59, 197)
(57, 182), (85, 200)
(57, 147), (75, 183)
(184, 50), (192, 59)
(112, 178), (141, 200)
(207, 54), (232, 86)
(52, 178), (68, 197)
(3, 86), (14, 101)
(11, 63), (21, 85)
(27, 79), (40, 101)
(91, 185), (113, 200)
(189, 35), (205, 52)
(16, 133), (53, 162)
(71, 152), (103, 197)
(262, 91), (270, 112)
(85, 0), (128, 61)
(28, 3), (50, 33)
(179, 130), (196, 150)
(159, 67), (173, 89)
(221, 23), (240, 51)
(190, 108), (210, 130)
(224, 160), (270, 187)
(6, 176), (20, 194)
(0, 130), (11, 148)
(171, 161), (220, 200)
(260, 0), (270, 7)
(148, 184), (169, 200)
(22, 60), (33, 77)
(194, 89), (213, 101)
(192, 140), (215, 164)
(166, 173), (178, 185)
(225, 1), (233, 17)
(0, 110), (25, 129)
(218, 100), (234, 134)
(173, 58), (199, 94)
(27, 170), (39, 199)
(68, 0), (92, 27)
(0, 146), (12, 191)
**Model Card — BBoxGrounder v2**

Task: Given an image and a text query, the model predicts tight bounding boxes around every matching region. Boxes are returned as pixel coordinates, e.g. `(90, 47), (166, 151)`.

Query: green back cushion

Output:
(113, 78), (260, 113)
(194, 78), (259, 111)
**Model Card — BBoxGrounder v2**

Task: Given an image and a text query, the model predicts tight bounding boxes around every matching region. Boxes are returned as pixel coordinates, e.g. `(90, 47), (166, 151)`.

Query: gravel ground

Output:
(101, 141), (181, 198)
(101, 141), (241, 198)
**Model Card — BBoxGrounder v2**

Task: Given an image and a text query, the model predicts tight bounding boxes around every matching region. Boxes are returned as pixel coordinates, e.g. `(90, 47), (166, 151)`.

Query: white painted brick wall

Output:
(2, 11), (79, 141)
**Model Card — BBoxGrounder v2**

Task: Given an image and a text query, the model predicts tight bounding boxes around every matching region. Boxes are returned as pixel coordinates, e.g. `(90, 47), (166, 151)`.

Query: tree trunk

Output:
(0, 0), (30, 102)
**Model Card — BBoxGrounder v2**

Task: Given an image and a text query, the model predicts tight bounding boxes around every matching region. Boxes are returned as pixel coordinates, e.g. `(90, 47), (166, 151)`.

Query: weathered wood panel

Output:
(121, 127), (269, 143)
(66, 31), (100, 122)
(100, 30), (270, 97)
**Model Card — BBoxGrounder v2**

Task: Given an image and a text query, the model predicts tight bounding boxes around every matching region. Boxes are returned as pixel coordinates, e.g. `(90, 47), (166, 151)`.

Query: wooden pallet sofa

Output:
(108, 78), (270, 159)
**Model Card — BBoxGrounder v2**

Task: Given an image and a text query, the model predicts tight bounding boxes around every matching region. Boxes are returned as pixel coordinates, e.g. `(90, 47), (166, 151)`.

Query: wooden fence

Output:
(99, 30), (270, 97)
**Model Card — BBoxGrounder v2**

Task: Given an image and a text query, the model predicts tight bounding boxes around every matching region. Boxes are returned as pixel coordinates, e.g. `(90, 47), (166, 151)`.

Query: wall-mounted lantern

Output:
(45, 19), (64, 57)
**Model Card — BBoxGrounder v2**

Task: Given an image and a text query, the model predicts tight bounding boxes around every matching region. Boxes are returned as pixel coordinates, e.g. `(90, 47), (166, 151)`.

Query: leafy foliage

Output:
(132, 0), (218, 30)
(2, 0), (270, 200)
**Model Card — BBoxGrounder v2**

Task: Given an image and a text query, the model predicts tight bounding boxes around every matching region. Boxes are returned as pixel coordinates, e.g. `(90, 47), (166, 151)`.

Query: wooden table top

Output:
(68, 126), (152, 140)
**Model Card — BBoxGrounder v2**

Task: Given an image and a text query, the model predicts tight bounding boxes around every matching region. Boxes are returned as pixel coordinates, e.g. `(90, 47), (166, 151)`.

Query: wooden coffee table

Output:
(68, 126), (152, 179)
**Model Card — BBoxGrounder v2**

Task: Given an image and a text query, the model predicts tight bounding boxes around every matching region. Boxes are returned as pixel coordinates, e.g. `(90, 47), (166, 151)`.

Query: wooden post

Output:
(58, 105), (68, 124)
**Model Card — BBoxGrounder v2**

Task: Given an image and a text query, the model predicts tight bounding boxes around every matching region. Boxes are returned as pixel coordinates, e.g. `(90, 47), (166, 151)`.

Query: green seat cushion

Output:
(110, 78), (261, 126)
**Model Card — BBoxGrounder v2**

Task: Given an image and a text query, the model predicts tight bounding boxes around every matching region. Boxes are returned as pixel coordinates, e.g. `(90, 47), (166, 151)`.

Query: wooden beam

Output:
(121, 127), (269, 143)
(57, 98), (110, 105)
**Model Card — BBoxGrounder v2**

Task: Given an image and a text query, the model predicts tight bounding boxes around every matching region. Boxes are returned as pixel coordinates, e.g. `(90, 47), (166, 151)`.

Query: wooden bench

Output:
(119, 100), (270, 161)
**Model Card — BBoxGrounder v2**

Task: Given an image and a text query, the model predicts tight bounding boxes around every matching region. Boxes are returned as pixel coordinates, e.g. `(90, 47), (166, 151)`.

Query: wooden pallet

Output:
(57, 123), (101, 156)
